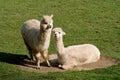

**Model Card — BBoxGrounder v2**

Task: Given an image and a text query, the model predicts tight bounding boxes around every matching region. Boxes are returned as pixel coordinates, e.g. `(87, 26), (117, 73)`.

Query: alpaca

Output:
(21, 15), (53, 68)
(52, 27), (101, 70)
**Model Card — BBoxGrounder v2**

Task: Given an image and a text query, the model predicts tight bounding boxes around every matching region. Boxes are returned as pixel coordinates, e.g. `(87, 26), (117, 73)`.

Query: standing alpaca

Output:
(21, 15), (53, 68)
(52, 27), (100, 70)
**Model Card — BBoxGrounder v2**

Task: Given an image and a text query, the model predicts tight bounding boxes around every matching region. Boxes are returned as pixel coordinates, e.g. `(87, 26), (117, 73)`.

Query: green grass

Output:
(0, 0), (120, 80)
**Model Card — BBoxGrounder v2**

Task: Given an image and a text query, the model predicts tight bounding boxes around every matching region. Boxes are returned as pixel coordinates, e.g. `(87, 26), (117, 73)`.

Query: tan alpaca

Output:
(52, 28), (100, 70)
(21, 15), (53, 68)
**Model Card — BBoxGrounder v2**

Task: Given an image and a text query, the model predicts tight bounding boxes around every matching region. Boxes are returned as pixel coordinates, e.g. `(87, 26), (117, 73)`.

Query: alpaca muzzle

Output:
(55, 34), (57, 37)
(47, 25), (51, 29)
(54, 33), (58, 38)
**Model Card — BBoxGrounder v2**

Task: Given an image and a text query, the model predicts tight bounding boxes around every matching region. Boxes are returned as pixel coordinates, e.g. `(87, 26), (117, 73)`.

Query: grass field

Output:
(0, 0), (120, 80)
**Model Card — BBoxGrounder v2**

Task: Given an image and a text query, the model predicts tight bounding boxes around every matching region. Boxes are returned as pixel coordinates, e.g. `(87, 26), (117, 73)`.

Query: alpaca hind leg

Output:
(35, 53), (41, 69)
(30, 52), (36, 61)
(23, 39), (34, 61)
(29, 51), (36, 61)
(42, 50), (51, 67)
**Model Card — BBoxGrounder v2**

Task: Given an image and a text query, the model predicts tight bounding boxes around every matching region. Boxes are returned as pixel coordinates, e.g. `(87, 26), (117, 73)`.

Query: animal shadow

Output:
(0, 52), (29, 65)
(0, 52), (59, 68)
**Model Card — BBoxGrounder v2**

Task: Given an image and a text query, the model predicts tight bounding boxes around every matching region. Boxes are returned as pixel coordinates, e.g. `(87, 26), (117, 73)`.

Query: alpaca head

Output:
(41, 14), (53, 31)
(52, 27), (66, 39)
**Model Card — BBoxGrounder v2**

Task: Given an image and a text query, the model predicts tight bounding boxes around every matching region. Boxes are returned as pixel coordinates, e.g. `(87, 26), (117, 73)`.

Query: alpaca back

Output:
(22, 19), (40, 39)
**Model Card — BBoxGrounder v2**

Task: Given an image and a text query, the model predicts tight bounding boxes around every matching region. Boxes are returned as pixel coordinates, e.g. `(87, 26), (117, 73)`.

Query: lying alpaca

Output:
(21, 15), (53, 68)
(52, 27), (101, 70)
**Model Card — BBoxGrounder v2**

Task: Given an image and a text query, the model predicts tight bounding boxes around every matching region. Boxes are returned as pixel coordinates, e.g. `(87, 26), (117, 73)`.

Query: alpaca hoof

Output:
(48, 64), (51, 67)
(58, 65), (65, 69)
(36, 67), (40, 69)
(30, 59), (33, 62)
(47, 62), (51, 67)
(58, 64), (62, 68)
(28, 58), (35, 62)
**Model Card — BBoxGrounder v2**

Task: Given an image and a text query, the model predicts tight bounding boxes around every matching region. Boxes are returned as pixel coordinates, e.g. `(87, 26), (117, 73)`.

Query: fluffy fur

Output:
(21, 15), (53, 68)
(52, 27), (101, 70)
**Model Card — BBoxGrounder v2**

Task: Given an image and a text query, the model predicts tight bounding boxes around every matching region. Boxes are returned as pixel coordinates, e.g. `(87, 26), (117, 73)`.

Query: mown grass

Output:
(0, 0), (120, 80)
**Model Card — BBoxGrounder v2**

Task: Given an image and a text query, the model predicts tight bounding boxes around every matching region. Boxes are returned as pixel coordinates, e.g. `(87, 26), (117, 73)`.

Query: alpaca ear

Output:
(62, 32), (66, 35)
(50, 14), (53, 18)
(43, 15), (46, 19)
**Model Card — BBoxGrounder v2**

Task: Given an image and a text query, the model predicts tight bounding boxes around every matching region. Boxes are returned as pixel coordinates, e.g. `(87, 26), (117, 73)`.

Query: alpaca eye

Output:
(59, 32), (61, 34)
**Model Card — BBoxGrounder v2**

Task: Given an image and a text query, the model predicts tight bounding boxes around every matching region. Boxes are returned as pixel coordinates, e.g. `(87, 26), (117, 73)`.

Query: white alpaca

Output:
(21, 15), (53, 68)
(52, 28), (100, 70)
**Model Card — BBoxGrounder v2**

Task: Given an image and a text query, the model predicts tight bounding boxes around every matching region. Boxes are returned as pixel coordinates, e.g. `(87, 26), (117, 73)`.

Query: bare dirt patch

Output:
(19, 54), (120, 73)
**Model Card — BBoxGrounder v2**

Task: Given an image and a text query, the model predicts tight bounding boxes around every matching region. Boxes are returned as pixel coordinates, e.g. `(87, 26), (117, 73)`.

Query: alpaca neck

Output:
(38, 29), (52, 50)
(55, 37), (65, 55)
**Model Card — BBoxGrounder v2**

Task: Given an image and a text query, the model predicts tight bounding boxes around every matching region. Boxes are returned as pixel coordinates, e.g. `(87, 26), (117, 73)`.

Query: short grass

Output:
(0, 0), (120, 80)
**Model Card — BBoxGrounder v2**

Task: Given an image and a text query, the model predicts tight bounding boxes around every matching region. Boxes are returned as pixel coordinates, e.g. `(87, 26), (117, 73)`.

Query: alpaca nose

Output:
(47, 25), (51, 28)
(54, 33), (57, 37)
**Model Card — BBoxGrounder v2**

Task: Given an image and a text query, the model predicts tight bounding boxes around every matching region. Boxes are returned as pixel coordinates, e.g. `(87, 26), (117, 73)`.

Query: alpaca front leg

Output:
(61, 64), (74, 70)
(42, 50), (51, 67)
(35, 53), (41, 69)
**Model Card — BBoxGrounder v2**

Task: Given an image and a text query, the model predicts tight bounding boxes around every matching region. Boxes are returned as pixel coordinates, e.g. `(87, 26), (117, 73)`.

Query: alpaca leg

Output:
(35, 52), (41, 69)
(62, 64), (74, 70)
(29, 51), (36, 61)
(42, 50), (51, 67)
(61, 60), (76, 70)
(23, 39), (34, 61)
(30, 52), (36, 61)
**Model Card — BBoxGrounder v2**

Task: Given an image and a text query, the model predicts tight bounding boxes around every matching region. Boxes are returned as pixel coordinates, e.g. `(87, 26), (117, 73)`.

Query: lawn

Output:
(0, 0), (120, 80)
